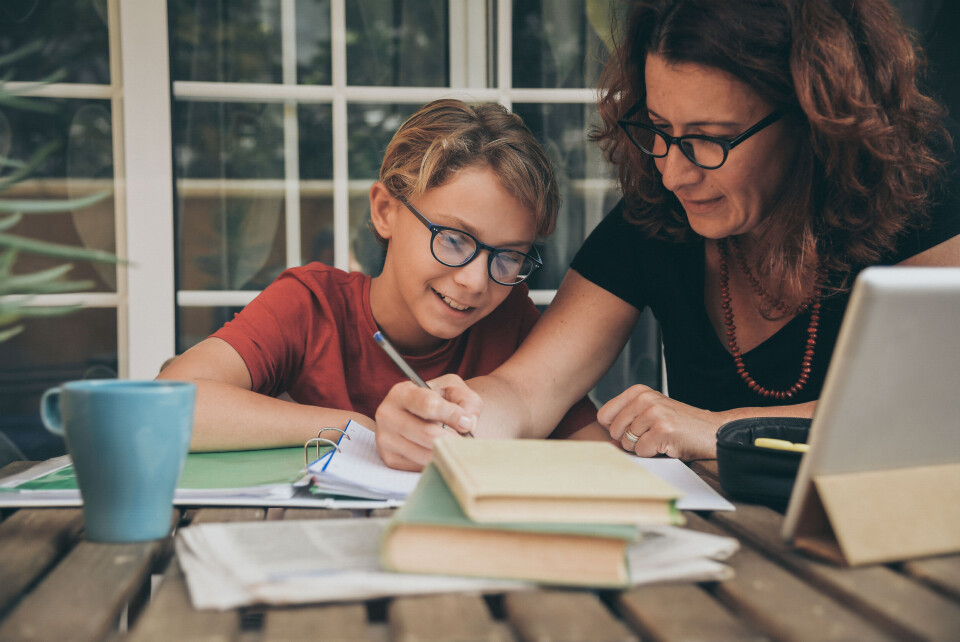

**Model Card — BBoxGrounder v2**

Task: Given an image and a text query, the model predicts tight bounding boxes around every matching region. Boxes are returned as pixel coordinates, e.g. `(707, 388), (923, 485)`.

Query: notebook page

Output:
(308, 421), (421, 500)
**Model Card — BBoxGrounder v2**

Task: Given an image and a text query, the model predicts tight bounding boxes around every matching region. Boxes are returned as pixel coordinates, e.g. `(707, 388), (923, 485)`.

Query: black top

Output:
(571, 122), (960, 412)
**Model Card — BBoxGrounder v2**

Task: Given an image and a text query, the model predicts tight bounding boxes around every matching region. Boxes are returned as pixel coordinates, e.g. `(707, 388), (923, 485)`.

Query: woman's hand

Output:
(374, 374), (482, 471)
(598, 385), (723, 460)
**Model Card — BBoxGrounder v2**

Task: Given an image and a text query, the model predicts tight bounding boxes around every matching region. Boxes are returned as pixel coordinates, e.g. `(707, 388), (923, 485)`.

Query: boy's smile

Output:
(369, 165), (537, 355)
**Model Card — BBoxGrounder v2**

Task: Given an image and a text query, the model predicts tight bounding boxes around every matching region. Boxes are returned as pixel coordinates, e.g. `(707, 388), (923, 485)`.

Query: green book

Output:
(381, 463), (641, 588)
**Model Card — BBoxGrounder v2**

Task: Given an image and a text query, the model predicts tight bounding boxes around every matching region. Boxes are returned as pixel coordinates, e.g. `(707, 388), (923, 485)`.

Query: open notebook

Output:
(305, 420), (732, 510)
(306, 420), (420, 500)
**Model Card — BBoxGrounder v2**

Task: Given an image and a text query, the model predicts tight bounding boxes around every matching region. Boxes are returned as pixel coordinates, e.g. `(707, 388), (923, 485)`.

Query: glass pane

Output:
(169, 0), (283, 83)
(512, 102), (619, 290)
(0, 0), (110, 84)
(0, 308), (118, 460)
(512, 0), (622, 89)
(346, 0), (449, 87)
(298, 103), (334, 179)
(297, 0), (333, 85)
(174, 101), (286, 290)
(1, 97), (116, 292)
(178, 194), (286, 291)
(350, 191), (386, 275)
(178, 305), (244, 354)
(300, 193), (334, 265)
(346, 103), (419, 275)
(347, 103), (419, 179)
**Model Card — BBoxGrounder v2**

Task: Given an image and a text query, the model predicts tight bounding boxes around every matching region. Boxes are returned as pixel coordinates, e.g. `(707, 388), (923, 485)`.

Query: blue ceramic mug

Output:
(40, 380), (196, 542)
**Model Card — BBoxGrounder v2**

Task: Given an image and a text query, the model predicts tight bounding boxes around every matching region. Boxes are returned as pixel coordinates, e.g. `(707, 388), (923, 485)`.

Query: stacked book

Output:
(381, 438), (736, 588)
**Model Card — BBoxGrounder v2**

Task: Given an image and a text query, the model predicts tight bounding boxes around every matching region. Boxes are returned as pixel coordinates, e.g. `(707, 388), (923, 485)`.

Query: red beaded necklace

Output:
(717, 238), (823, 401)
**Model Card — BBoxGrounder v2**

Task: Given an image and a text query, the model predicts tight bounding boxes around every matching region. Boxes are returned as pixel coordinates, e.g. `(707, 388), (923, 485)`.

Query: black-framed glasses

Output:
(399, 197), (542, 286)
(617, 102), (784, 170)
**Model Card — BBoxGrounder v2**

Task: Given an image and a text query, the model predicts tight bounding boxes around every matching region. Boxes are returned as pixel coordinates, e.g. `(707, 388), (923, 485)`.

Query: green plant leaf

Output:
(0, 325), (24, 342)
(0, 232), (121, 264)
(0, 140), (61, 191)
(0, 301), (83, 322)
(0, 273), (95, 296)
(0, 190), (112, 213)
(0, 92), (59, 113)
(0, 248), (15, 275)
(0, 40), (43, 67)
(0, 213), (22, 232)
(0, 157), (28, 169)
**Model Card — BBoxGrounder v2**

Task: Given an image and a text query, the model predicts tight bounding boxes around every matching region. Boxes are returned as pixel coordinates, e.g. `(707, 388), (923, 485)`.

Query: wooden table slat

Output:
(261, 603), (369, 641)
(618, 584), (766, 642)
(0, 538), (165, 642)
(901, 556), (960, 602)
(389, 593), (506, 642)
(279, 507), (357, 520)
(688, 459), (720, 481)
(187, 507), (267, 525)
(126, 555), (240, 642)
(504, 590), (637, 642)
(711, 502), (960, 641)
(0, 508), (84, 615)
(684, 513), (896, 641)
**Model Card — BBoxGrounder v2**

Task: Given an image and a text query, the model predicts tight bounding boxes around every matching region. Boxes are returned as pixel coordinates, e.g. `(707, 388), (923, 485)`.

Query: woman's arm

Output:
(898, 235), (960, 266)
(374, 270), (640, 469)
(158, 338), (373, 451)
(601, 234), (960, 461)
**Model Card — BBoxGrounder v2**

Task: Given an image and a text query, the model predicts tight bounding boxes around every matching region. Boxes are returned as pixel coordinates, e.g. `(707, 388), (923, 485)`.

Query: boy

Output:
(159, 99), (598, 451)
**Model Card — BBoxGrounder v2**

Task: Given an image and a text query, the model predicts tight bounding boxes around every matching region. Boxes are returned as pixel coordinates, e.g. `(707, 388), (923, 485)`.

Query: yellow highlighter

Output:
(753, 437), (810, 453)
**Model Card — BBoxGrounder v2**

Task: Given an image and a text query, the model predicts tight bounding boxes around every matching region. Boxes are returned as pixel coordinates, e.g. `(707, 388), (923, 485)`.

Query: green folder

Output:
(10, 447), (315, 492)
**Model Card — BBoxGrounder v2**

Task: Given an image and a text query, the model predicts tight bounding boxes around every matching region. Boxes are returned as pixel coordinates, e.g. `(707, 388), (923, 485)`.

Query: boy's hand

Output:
(374, 374), (482, 471)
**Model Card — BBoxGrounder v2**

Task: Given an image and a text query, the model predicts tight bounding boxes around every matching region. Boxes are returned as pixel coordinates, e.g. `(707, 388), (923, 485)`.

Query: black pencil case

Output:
(715, 417), (811, 511)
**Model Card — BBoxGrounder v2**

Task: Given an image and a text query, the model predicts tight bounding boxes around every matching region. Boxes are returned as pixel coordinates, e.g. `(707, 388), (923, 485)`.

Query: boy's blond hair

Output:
(379, 99), (560, 240)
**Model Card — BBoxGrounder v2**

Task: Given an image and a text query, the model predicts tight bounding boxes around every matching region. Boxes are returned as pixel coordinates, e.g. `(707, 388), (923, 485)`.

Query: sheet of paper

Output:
(176, 517), (738, 609)
(307, 421), (421, 500)
(177, 517), (530, 610)
(633, 457), (735, 511)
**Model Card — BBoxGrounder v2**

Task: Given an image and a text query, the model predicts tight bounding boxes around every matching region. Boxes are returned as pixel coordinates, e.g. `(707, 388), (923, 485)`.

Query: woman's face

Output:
(644, 54), (796, 239)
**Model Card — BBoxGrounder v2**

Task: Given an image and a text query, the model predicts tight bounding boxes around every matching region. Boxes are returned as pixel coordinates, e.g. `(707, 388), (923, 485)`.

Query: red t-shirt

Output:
(213, 263), (596, 436)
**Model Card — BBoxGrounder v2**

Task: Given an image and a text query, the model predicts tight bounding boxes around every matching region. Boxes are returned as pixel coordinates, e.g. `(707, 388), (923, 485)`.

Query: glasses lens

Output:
(490, 251), (537, 284)
(432, 229), (477, 266)
(682, 138), (726, 169)
(625, 125), (667, 157)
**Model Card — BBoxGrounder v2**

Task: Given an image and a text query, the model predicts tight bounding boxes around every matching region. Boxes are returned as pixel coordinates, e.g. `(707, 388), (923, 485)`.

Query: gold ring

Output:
(624, 429), (640, 443)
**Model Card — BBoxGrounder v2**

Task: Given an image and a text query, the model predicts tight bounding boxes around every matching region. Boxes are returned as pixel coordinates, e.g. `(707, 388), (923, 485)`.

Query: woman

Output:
(374, 0), (960, 470)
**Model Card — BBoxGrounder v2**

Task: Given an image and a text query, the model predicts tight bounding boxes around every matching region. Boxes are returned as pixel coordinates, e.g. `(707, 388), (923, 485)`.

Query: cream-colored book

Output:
(431, 438), (683, 525)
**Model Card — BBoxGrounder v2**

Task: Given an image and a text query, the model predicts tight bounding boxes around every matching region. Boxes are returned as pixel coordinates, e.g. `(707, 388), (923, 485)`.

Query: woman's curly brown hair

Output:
(592, 0), (949, 294)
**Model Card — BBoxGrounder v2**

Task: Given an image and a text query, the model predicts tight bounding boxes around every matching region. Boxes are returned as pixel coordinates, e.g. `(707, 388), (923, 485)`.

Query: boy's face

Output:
(371, 165), (537, 355)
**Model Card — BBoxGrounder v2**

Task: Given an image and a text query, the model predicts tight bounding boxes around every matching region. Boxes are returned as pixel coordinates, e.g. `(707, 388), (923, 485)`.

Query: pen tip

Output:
(373, 331), (383, 342)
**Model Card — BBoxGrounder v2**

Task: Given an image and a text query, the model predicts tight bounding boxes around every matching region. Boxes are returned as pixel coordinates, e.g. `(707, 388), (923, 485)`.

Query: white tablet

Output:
(782, 266), (960, 541)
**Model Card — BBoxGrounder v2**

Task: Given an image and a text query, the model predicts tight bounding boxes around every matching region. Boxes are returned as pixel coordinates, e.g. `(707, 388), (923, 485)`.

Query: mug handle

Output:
(40, 388), (64, 436)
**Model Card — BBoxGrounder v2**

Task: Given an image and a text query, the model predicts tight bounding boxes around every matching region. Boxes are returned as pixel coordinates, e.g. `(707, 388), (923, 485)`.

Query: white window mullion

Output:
(448, 1), (467, 88)
(107, 0), (128, 378)
(497, 0), (512, 110)
(118, 0), (177, 378)
(450, 0), (490, 89)
(281, 0), (302, 267)
(331, 0), (349, 272)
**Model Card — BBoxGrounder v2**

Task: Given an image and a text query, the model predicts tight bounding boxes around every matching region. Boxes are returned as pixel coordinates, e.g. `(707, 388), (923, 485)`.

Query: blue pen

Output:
(373, 331), (474, 438)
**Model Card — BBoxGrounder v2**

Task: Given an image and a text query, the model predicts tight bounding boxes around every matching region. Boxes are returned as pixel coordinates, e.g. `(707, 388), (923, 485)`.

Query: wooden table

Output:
(2, 460), (959, 641)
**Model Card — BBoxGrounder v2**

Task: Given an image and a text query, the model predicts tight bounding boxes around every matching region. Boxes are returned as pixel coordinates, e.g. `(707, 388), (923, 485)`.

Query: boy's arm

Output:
(562, 421), (619, 443)
(158, 338), (374, 451)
